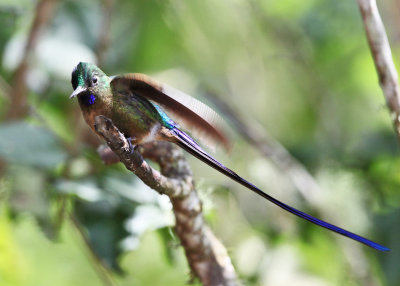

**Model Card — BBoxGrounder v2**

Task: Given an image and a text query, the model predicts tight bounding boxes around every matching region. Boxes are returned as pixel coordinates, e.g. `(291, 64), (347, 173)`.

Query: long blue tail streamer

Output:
(173, 128), (389, 251)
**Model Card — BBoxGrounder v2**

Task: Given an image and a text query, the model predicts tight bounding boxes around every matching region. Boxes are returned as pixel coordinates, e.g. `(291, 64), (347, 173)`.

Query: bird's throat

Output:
(79, 93), (96, 107)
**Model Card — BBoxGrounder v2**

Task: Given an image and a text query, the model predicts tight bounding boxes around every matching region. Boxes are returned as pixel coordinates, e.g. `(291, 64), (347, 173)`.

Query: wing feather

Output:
(111, 73), (230, 150)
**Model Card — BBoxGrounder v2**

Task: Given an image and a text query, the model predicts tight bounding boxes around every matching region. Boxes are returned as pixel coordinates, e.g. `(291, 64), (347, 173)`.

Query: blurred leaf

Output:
(124, 204), (174, 239)
(0, 6), (20, 66)
(3, 34), (96, 92)
(103, 173), (159, 204)
(118, 231), (194, 286)
(0, 0), (32, 9)
(376, 209), (400, 286)
(12, 215), (106, 286)
(110, 1), (180, 72)
(299, 229), (343, 282)
(57, 173), (174, 272)
(367, 156), (400, 208)
(157, 227), (179, 266)
(56, 179), (105, 202)
(35, 98), (76, 144)
(0, 121), (67, 169)
(74, 199), (132, 273)
(7, 165), (55, 239)
(350, 131), (399, 164)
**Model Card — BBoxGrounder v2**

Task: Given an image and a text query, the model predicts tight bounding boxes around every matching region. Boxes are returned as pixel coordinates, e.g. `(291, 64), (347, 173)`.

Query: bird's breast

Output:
(79, 102), (112, 134)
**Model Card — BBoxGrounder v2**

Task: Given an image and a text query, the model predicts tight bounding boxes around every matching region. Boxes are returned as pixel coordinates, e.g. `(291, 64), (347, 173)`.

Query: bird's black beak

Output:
(70, 86), (86, 99)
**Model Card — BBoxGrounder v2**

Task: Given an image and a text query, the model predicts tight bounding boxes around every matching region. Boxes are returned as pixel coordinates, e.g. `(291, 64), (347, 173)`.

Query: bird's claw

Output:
(126, 137), (137, 154)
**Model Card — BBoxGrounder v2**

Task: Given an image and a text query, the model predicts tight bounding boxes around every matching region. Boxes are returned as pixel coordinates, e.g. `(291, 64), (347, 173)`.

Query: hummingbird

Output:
(70, 62), (389, 251)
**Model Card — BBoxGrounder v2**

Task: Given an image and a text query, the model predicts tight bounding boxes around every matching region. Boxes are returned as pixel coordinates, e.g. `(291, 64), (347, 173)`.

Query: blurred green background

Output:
(0, 0), (399, 285)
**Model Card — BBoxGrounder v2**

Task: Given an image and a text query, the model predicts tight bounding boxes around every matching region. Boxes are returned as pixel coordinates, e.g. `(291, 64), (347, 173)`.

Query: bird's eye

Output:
(91, 76), (98, 85)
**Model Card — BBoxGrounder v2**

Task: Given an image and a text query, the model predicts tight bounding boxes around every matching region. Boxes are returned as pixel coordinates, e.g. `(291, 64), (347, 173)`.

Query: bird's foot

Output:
(126, 137), (137, 154)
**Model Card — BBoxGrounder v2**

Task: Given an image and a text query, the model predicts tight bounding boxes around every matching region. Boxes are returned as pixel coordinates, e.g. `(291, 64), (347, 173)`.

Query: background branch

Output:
(357, 0), (400, 142)
(5, 0), (56, 119)
(94, 115), (238, 286)
(95, 0), (115, 67)
(205, 90), (320, 203)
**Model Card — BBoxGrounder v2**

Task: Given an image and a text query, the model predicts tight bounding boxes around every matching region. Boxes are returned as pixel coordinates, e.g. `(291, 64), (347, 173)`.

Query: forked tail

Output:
(172, 128), (389, 251)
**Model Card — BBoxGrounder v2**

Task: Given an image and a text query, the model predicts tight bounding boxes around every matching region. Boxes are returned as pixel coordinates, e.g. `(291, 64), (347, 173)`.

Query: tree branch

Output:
(357, 0), (400, 142)
(94, 115), (238, 286)
(95, 0), (115, 67)
(6, 0), (56, 119)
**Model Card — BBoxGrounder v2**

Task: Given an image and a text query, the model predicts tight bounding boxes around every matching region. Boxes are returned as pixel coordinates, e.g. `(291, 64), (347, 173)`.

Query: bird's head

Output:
(70, 62), (110, 105)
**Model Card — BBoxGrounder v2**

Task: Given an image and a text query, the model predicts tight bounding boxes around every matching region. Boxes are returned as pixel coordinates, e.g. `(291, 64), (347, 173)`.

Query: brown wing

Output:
(110, 73), (230, 150)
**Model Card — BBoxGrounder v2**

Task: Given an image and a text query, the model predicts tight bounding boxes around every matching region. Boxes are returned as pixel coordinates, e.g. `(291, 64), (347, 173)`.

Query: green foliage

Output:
(0, 0), (399, 285)
(0, 121), (67, 168)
